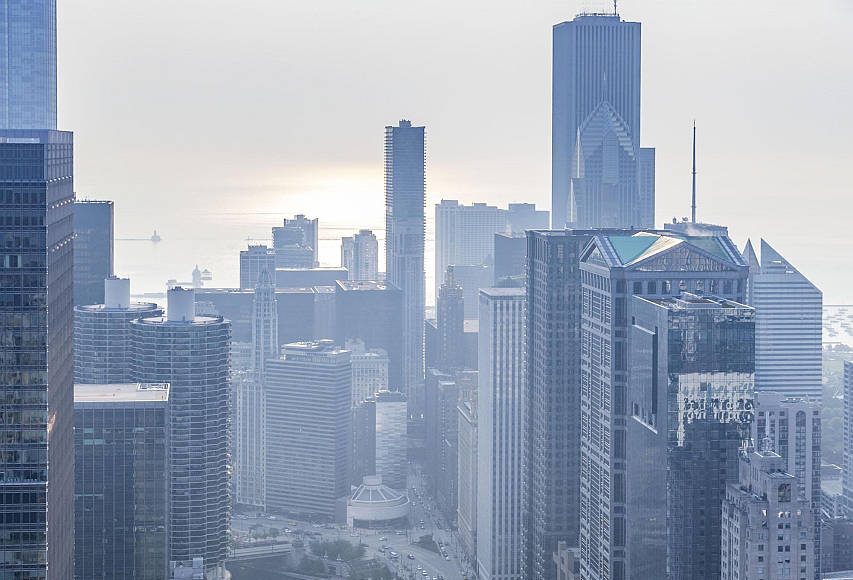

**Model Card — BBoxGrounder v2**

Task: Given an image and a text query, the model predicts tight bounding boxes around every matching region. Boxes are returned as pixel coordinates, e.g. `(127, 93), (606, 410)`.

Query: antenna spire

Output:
(613, 0), (618, 16)
(691, 120), (697, 223)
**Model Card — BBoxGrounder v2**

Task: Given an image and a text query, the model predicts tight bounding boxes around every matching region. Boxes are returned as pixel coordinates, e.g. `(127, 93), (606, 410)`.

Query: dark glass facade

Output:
(0, 129), (74, 578)
(74, 383), (169, 580)
(72, 200), (113, 306)
(627, 295), (755, 580)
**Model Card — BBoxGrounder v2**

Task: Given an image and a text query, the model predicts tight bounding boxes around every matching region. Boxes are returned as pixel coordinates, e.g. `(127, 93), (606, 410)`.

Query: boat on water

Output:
(151, 229), (162, 243)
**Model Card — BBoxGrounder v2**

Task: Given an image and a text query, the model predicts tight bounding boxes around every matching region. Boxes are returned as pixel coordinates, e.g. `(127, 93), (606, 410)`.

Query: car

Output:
(416, 565), (422, 571)
(407, 553), (415, 560)
(389, 551), (399, 559)
(284, 528), (292, 534)
(444, 556), (451, 561)
(418, 519), (425, 524)
(349, 532), (359, 537)
(419, 524), (425, 530)
(378, 546), (386, 553)
(395, 530), (405, 535)
(421, 571), (428, 577)
(379, 536), (388, 542)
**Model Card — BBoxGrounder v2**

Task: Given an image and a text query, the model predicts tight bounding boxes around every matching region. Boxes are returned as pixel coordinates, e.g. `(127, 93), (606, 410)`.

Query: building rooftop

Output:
(75, 302), (159, 313)
(480, 287), (525, 298)
(135, 315), (225, 326)
(74, 383), (170, 404)
(336, 280), (393, 292)
(640, 293), (751, 311)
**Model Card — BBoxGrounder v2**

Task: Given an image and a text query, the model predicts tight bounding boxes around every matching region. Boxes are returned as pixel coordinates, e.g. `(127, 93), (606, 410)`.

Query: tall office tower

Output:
(0, 0), (57, 130)
(74, 383), (170, 580)
(845, 361), (853, 516)
(0, 128), (74, 578)
(721, 449), (816, 580)
(743, 239), (823, 400)
(552, 12), (642, 228)
(342, 229), (379, 281)
(753, 393), (822, 579)
(239, 244), (275, 289)
(234, 269), (277, 508)
(452, 263), (493, 320)
(477, 288), (526, 580)
(272, 214), (319, 268)
(348, 339), (390, 406)
(74, 277), (161, 384)
(265, 341), (352, 518)
(352, 399), (376, 484)
(436, 267), (465, 372)
(506, 202), (549, 234)
(627, 294), (756, 580)
(457, 397), (478, 566)
(73, 199), (114, 305)
(435, 199), (507, 297)
(494, 233), (527, 286)
(385, 119), (426, 400)
(373, 389), (408, 489)
(334, 280), (403, 390)
(424, 369), (460, 520)
(130, 288), (231, 578)
(578, 231), (748, 580)
(637, 148), (655, 227)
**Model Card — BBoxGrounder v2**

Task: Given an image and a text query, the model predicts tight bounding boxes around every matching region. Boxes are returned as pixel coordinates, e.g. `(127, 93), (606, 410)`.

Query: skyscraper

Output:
(342, 229), (379, 281)
(506, 202), (549, 234)
(385, 119), (426, 400)
(578, 231), (748, 580)
(265, 341), (352, 518)
(743, 239), (823, 400)
(0, 128), (75, 578)
(74, 277), (162, 384)
(627, 294), (756, 580)
(239, 244), (275, 289)
(272, 214), (319, 268)
(845, 361), (853, 517)
(477, 288), (525, 580)
(73, 199), (114, 306)
(234, 269), (277, 508)
(373, 389), (408, 490)
(436, 267), (465, 372)
(457, 397), (478, 566)
(348, 339), (390, 405)
(130, 288), (231, 577)
(74, 383), (170, 580)
(0, 0), (57, 130)
(552, 12), (642, 228)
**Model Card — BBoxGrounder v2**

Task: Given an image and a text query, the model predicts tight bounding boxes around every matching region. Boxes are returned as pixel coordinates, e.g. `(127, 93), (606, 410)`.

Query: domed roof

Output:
(349, 476), (408, 507)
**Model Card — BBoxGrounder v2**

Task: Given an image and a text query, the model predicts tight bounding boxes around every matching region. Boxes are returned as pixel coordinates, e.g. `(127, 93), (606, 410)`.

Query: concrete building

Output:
(373, 390), (408, 490)
(578, 231), (749, 580)
(341, 229), (379, 281)
(457, 397), (478, 565)
(425, 369), (460, 521)
(477, 288), (525, 580)
(74, 277), (162, 384)
(627, 294), (756, 580)
(0, 128), (75, 578)
(347, 476), (410, 528)
(494, 233), (527, 286)
(506, 203), (549, 234)
(844, 361), (853, 518)
(239, 244), (276, 290)
(276, 267), (346, 288)
(348, 339), (390, 406)
(743, 239), (823, 400)
(385, 119), (426, 401)
(74, 383), (170, 580)
(436, 267), (465, 372)
(73, 199), (114, 306)
(130, 288), (231, 578)
(272, 214), (319, 268)
(721, 449), (815, 580)
(554, 543), (580, 580)
(265, 341), (352, 519)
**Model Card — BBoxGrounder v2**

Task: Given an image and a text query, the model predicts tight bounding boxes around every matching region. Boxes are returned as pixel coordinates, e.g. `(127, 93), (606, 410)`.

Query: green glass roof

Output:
(683, 236), (730, 262)
(608, 235), (659, 264)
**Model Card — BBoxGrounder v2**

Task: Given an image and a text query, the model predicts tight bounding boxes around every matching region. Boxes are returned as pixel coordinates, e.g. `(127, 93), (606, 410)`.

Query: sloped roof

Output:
(587, 231), (746, 269)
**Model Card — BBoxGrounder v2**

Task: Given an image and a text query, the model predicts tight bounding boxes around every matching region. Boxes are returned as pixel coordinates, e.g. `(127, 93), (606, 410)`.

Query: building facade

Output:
(743, 239), (823, 400)
(130, 288), (231, 577)
(627, 294), (756, 580)
(265, 341), (352, 518)
(73, 199), (114, 306)
(477, 288), (525, 580)
(457, 397), (478, 566)
(506, 203), (549, 234)
(0, 128), (75, 578)
(74, 383), (170, 580)
(845, 361), (853, 516)
(348, 339), (390, 405)
(0, 0), (57, 130)
(373, 389), (408, 490)
(424, 369), (460, 521)
(342, 229), (379, 281)
(239, 244), (276, 290)
(385, 119), (426, 400)
(436, 267), (466, 372)
(74, 277), (161, 384)
(578, 231), (748, 580)
(272, 214), (319, 268)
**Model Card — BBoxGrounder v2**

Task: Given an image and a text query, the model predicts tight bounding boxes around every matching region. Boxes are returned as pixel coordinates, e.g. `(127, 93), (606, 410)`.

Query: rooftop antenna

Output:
(614, 0), (618, 16)
(691, 120), (697, 223)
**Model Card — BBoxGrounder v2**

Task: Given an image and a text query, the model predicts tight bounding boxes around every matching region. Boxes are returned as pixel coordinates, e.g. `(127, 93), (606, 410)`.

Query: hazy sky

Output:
(58, 0), (853, 302)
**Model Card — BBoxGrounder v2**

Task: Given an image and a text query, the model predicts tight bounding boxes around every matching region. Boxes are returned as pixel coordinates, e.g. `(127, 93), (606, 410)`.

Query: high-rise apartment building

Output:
(477, 288), (525, 580)
(457, 397), (478, 566)
(552, 12), (647, 228)
(74, 383), (170, 580)
(579, 231), (748, 580)
(130, 288), (231, 578)
(845, 361), (853, 516)
(342, 229), (379, 281)
(273, 214), (319, 268)
(239, 244), (276, 289)
(73, 199), (114, 306)
(436, 267), (465, 372)
(265, 341), (352, 518)
(385, 119), (426, 400)
(0, 0), (57, 130)
(0, 128), (75, 578)
(721, 449), (816, 580)
(74, 277), (161, 384)
(435, 199), (507, 297)
(743, 239), (823, 400)
(627, 294), (756, 580)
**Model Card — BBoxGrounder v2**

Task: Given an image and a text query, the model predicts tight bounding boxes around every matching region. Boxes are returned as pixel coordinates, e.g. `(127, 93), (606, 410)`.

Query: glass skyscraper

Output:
(72, 200), (114, 306)
(627, 294), (755, 580)
(0, 0), (57, 130)
(0, 129), (74, 578)
(384, 119), (425, 402)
